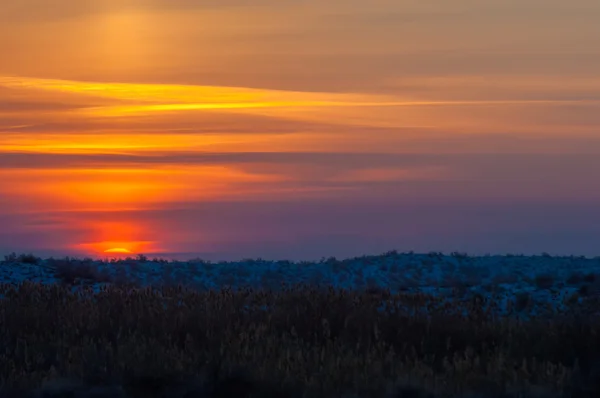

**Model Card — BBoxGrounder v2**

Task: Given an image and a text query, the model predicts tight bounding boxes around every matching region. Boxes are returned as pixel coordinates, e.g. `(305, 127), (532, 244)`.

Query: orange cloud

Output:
(0, 165), (285, 213)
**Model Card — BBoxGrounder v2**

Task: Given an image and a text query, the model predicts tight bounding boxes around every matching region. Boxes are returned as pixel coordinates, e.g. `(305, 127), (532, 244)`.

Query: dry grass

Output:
(0, 282), (599, 397)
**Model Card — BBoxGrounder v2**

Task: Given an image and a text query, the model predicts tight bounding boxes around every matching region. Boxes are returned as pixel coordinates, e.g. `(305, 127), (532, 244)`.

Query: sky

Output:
(1, 0), (600, 260)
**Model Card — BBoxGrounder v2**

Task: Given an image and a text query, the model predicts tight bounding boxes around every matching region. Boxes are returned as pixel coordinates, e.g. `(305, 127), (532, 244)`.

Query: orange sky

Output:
(1, 0), (600, 259)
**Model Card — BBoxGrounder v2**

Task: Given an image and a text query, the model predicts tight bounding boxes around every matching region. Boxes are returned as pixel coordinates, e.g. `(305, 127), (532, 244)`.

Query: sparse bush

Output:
(17, 253), (39, 264)
(451, 251), (469, 260)
(535, 273), (555, 290)
(567, 272), (584, 285)
(365, 285), (386, 297)
(3, 252), (17, 263)
(515, 291), (533, 312)
(492, 273), (519, 285)
(565, 292), (580, 306)
(53, 260), (111, 285)
(579, 284), (591, 297)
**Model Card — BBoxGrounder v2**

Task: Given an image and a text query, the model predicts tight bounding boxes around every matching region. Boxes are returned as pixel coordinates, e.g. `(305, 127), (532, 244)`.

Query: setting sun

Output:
(79, 239), (154, 257)
(104, 248), (132, 254)
(71, 221), (156, 257)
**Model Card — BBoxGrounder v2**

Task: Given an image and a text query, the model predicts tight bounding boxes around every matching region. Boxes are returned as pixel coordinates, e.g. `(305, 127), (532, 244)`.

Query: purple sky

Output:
(1, 0), (599, 260)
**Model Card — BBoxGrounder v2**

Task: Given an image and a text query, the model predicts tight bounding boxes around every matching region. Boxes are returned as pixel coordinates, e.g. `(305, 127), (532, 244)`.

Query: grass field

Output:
(1, 252), (599, 397)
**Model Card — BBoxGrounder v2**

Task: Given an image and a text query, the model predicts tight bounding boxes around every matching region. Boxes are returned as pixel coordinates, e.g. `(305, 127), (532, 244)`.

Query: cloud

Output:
(0, 99), (87, 113)
(3, 75), (599, 141)
(0, 75), (397, 107)
(0, 0), (290, 23)
(0, 111), (356, 136)
(384, 75), (600, 102)
(7, 75), (599, 113)
(2, 152), (599, 215)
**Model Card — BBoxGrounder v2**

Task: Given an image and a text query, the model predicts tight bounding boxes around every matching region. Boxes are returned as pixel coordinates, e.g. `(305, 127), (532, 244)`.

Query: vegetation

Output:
(1, 280), (600, 397)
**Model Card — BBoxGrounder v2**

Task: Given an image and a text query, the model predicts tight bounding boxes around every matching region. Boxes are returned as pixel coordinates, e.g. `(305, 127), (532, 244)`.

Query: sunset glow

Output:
(104, 248), (132, 254)
(1, 0), (599, 259)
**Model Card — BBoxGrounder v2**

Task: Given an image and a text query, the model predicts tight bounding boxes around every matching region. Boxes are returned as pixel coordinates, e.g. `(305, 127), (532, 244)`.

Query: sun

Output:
(104, 248), (133, 254)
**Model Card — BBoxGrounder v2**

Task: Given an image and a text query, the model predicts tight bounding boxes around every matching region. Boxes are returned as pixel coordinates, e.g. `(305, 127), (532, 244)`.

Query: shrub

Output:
(2, 252), (18, 263)
(53, 260), (111, 285)
(579, 285), (591, 297)
(17, 253), (39, 264)
(535, 273), (555, 290)
(515, 291), (532, 312)
(492, 273), (519, 285)
(451, 251), (469, 260)
(566, 272), (584, 285)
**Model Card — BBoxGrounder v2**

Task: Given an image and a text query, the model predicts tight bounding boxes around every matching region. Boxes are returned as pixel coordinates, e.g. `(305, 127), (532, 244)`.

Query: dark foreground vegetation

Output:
(1, 282), (600, 398)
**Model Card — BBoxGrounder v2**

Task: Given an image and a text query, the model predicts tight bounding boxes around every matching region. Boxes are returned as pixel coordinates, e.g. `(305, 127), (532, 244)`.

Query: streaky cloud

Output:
(3, 75), (600, 118)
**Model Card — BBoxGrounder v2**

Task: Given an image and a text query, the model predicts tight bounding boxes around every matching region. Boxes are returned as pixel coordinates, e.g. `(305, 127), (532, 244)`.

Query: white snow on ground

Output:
(1, 251), (600, 317)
